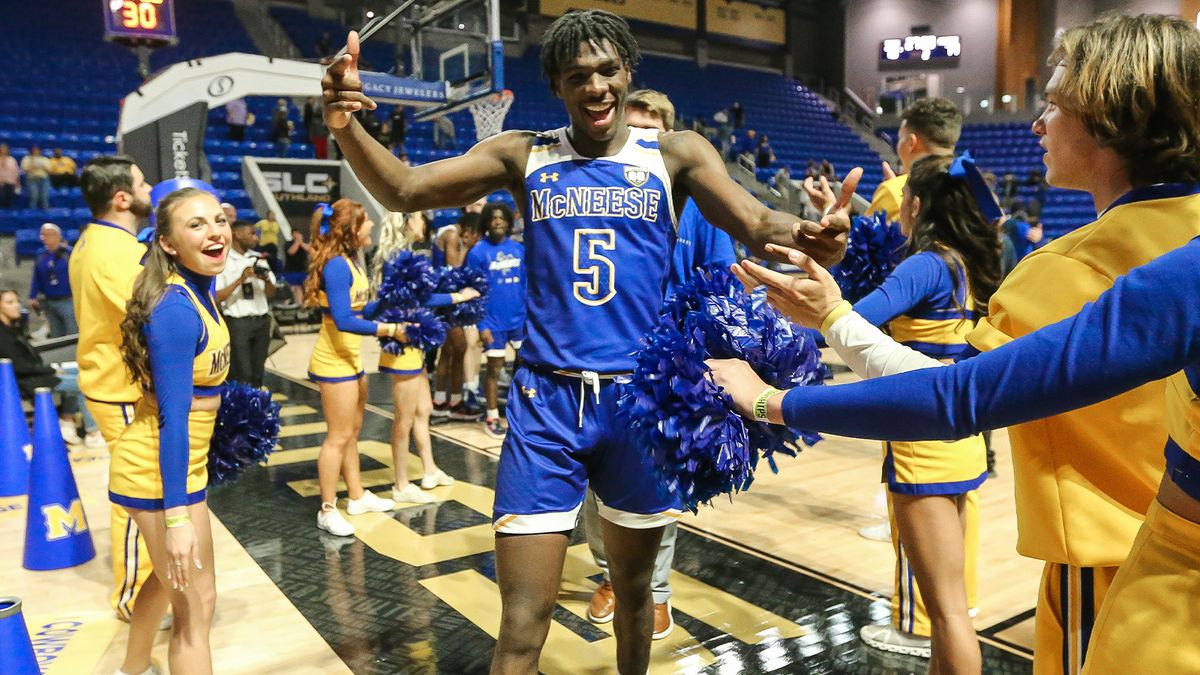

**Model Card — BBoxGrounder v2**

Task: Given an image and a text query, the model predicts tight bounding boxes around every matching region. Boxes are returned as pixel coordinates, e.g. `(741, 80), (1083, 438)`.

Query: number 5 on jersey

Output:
(573, 229), (617, 306)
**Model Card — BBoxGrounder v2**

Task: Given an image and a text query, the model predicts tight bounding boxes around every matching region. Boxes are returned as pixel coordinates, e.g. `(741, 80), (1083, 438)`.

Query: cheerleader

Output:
(372, 210), (478, 503)
(108, 187), (230, 675)
(304, 199), (402, 536)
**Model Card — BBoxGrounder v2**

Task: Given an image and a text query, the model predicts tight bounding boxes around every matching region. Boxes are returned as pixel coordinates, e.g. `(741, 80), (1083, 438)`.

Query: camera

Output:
(253, 258), (272, 277)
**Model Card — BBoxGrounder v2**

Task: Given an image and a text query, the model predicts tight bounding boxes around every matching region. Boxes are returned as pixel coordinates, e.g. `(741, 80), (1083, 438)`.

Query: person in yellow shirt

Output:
(48, 148), (78, 188)
(839, 97), (960, 222)
(254, 210), (282, 262)
(70, 156), (156, 628)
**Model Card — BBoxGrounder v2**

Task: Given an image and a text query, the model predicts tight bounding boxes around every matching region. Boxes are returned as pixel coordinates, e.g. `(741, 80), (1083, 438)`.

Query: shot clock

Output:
(103, 0), (177, 46)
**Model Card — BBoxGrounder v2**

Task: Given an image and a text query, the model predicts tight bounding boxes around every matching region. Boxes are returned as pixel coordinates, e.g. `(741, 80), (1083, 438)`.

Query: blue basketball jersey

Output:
(466, 237), (526, 332)
(521, 126), (677, 372)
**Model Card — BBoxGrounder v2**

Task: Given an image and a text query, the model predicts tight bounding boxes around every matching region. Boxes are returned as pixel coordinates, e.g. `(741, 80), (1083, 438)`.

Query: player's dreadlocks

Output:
(540, 9), (640, 93)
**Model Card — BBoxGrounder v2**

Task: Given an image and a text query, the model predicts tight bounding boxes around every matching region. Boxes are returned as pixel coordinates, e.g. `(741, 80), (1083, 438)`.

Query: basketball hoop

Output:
(469, 89), (514, 141)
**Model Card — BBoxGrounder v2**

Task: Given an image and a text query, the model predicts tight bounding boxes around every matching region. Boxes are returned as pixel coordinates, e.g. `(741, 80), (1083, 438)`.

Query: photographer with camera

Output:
(216, 220), (278, 387)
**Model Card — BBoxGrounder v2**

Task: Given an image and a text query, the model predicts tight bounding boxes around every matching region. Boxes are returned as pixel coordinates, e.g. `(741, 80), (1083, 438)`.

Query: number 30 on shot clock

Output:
(103, 0), (177, 46)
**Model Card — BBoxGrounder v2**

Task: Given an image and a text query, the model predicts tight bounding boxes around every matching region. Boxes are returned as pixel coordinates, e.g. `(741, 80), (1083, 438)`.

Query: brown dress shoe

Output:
(587, 581), (616, 624)
(652, 601), (673, 640)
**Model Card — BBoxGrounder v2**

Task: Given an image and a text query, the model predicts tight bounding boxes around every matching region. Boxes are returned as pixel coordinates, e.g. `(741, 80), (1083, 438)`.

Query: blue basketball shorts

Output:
(483, 324), (525, 358)
(492, 366), (683, 534)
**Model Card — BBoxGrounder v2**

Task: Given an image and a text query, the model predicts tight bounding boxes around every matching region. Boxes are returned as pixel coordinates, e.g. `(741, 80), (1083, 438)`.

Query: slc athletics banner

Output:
(540, 0), (697, 30)
(706, 0), (786, 45)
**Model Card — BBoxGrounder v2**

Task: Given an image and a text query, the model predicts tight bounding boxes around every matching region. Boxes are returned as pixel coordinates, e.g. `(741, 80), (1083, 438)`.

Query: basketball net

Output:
(469, 90), (514, 142)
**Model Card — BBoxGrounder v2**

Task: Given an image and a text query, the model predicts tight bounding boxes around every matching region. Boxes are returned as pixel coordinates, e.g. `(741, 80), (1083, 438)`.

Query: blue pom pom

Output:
(377, 250), (436, 308)
(375, 306), (448, 352)
(433, 266), (490, 327)
(208, 382), (281, 486)
(830, 211), (906, 303)
(620, 265), (826, 512)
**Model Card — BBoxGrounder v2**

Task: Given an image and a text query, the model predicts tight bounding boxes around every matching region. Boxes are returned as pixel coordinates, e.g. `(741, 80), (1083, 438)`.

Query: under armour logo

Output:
(539, 172), (559, 183)
(521, 386), (538, 399)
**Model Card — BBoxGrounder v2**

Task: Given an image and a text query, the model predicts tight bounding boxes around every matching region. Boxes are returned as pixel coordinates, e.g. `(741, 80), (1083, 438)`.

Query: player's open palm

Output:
(322, 31), (377, 130)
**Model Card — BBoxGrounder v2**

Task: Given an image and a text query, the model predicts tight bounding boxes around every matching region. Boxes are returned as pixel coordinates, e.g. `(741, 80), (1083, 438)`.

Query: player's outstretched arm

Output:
(323, 31), (525, 211)
(665, 131), (859, 267)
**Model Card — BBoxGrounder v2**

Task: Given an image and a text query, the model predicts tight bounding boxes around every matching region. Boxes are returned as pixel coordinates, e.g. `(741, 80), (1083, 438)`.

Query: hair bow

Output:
(136, 226), (156, 244)
(948, 151), (1004, 222)
(315, 202), (334, 236)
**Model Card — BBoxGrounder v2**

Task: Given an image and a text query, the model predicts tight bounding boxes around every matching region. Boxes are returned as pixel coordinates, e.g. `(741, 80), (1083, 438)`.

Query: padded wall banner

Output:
(539, 0), (697, 30)
(254, 160), (341, 222)
(706, 1), (786, 45)
(121, 102), (209, 185)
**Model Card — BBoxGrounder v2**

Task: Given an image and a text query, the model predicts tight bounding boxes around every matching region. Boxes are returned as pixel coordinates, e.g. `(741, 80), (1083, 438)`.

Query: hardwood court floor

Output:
(1, 333), (1039, 673)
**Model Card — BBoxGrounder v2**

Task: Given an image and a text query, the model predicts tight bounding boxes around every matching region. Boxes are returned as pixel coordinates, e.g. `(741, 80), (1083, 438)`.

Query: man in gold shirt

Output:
(963, 14), (1200, 675)
(69, 156), (160, 629)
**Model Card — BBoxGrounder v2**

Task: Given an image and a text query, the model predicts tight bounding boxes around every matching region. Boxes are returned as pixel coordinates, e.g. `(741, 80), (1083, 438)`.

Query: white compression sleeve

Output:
(824, 310), (946, 379)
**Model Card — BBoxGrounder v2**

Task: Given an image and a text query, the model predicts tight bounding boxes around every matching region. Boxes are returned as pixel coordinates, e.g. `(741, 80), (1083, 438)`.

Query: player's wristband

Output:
(165, 514), (191, 529)
(753, 387), (783, 423)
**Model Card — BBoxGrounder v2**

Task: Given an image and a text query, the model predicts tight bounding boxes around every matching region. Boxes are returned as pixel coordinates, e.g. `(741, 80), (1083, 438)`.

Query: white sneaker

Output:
(114, 666), (160, 675)
(392, 483), (437, 504)
(859, 624), (931, 659)
(59, 419), (81, 445)
(317, 506), (355, 536)
(858, 521), (892, 542)
(84, 430), (107, 449)
(345, 491), (396, 515)
(420, 468), (455, 490)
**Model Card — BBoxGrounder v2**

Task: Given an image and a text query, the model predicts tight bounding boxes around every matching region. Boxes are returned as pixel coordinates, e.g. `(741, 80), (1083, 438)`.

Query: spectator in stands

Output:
(272, 99), (292, 157)
(216, 221), (276, 389)
(819, 159), (837, 182)
(316, 32), (333, 58)
(28, 223), (76, 337)
(1002, 208), (1043, 269)
(713, 108), (733, 157)
(999, 172), (1019, 206)
(805, 159), (820, 180)
(389, 105), (408, 149)
(0, 287), (102, 447)
(254, 211), (283, 264)
(0, 144), (19, 208)
(731, 100), (744, 128)
(21, 146), (51, 210)
(221, 202), (238, 226)
(756, 135), (775, 169)
(1025, 169), (1047, 216)
(433, 115), (457, 150)
(226, 97), (249, 142)
(738, 128), (758, 157)
(48, 149), (78, 188)
(308, 100), (330, 159)
(283, 229), (311, 305)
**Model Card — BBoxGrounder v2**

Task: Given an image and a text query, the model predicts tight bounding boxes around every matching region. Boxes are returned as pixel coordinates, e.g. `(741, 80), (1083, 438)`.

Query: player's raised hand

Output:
(881, 161), (897, 181)
(731, 244), (844, 329)
(791, 166), (863, 267)
(322, 31), (377, 130)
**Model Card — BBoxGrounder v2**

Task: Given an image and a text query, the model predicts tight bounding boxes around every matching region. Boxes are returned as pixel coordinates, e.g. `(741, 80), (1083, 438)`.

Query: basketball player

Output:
(717, 14), (1200, 674)
(322, 10), (858, 672)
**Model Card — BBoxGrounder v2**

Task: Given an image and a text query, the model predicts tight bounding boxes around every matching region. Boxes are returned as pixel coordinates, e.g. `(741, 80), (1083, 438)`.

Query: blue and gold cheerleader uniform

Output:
(109, 268), (230, 510)
(68, 218), (150, 619)
(491, 125), (683, 533)
(964, 183), (1200, 674)
(780, 235), (1200, 675)
(308, 255), (378, 382)
(846, 249), (985, 638)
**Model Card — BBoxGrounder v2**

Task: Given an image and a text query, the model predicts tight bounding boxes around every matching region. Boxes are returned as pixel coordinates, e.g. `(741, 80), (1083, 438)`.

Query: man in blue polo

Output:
(29, 222), (76, 337)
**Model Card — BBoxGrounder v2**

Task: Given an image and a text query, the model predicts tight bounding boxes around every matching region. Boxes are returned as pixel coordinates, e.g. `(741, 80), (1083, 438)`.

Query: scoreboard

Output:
(103, 0), (177, 46)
